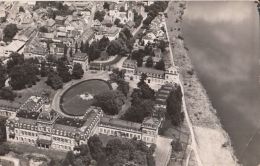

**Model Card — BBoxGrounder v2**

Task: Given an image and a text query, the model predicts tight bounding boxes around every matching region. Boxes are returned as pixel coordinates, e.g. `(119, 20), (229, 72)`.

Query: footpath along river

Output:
(183, 1), (260, 166)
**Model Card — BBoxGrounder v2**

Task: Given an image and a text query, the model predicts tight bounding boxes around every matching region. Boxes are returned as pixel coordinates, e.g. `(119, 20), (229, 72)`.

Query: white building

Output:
(72, 52), (89, 71)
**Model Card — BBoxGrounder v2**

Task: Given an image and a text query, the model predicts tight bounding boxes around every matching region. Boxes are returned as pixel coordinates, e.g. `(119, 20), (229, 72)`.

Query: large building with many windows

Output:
(4, 95), (161, 151)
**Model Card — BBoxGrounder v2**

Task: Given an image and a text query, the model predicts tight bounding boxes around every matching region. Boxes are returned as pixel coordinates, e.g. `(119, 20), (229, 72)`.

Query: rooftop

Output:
(5, 40), (25, 52)
(136, 67), (164, 75)
(73, 52), (88, 62)
(100, 116), (141, 131)
(55, 116), (86, 128)
(19, 96), (45, 113)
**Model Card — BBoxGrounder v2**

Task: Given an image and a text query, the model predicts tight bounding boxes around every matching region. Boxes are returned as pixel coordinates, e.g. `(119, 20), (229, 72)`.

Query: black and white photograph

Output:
(0, 1), (259, 166)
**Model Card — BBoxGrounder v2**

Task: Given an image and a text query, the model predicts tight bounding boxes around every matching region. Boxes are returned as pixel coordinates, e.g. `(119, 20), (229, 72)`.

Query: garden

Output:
(60, 79), (112, 116)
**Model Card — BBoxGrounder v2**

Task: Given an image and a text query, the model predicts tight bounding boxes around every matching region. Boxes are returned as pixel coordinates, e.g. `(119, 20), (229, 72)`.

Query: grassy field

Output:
(60, 79), (111, 116)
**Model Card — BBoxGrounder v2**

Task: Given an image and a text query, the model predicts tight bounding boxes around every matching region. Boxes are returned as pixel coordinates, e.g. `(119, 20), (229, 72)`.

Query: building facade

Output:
(4, 95), (161, 151)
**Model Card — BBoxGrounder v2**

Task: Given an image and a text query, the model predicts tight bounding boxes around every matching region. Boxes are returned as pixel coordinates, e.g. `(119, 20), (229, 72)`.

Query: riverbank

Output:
(166, 1), (239, 165)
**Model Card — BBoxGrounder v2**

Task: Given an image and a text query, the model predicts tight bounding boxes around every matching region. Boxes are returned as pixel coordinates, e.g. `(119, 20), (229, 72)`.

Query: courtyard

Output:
(60, 79), (112, 116)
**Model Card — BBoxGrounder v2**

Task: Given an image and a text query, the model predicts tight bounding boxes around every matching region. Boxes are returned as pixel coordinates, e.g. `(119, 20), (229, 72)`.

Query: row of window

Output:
(100, 128), (141, 139)
(53, 136), (73, 144)
(19, 130), (37, 137)
(143, 136), (155, 143)
(52, 144), (73, 151)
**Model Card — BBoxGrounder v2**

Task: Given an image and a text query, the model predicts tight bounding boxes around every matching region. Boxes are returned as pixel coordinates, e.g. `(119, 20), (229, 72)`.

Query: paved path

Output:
(154, 136), (173, 166)
(165, 2), (203, 166)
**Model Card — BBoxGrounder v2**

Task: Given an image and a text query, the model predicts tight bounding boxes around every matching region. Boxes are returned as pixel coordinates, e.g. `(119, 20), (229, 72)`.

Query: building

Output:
(23, 37), (48, 59)
(13, 27), (37, 42)
(155, 84), (176, 110)
(4, 95), (161, 151)
(122, 59), (137, 79)
(3, 40), (25, 57)
(72, 52), (89, 71)
(6, 96), (103, 151)
(97, 116), (161, 144)
(94, 26), (120, 41)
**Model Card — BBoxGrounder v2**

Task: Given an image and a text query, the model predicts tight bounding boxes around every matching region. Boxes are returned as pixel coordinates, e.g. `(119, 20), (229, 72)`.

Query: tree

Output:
(75, 42), (78, 53)
(145, 56), (153, 68)
(94, 10), (106, 22)
(117, 80), (129, 97)
(57, 59), (71, 83)
(69, 47), (73, 57)
(103, 2), (110, 10)
(0, 88), (16, 101)
(106, 40), (122, 56)
(64, 44), (68, 57)
(119, 6), (125, 12)
(46, 72), (63, 90)
(39, 26), (48, 33)
(3, 24), (18, 42)
(137, 73), (147, 88)
(9, 62), (39, 90)
(0, 62), (6, 88)
(94, 90), (126, 115)
(154, 59), (165, 70)
(72, 63), (84, 79)
(6, 52), (24, 73)
(98, 36), (110, 51)
(114, 18), (121, 26)
(123, 99), (154, 123)
(62, 151), (75, 166)
(158, 40), (168, 52)
(80, 41), (84, 52)
(166, 85), (184, 126)
(19, 6), (25, 13)
(83, 41), (89, 54)
(87, 135), (105, 162)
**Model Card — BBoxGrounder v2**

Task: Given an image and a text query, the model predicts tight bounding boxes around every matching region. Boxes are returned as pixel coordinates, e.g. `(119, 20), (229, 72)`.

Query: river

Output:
(182, 2), (260, 166)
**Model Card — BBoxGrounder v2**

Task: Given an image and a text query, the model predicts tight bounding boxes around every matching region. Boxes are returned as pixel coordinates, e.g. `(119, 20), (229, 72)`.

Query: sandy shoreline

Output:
(166, 1), (239, 165)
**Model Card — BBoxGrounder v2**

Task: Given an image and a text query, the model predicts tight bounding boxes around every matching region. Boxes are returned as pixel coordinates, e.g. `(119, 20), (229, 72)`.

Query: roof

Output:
(55, 16), (66, 21)
(5, 40), (25, 52)
(126, 20), (135, 28)
(100, 116), (141, 132)
(122, 59), (137, 69)
(19, 96), (44, 112)
(13, 27), (36, 42)
(136, 67), (164, 75)
(73, 52), (88, 62)
(142, 117), (160, 129)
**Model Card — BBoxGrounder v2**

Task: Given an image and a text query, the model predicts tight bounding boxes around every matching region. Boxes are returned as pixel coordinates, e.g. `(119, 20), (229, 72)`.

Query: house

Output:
(55, 16), (66, 25)
(13, 27), (37, 42)
(23, 37), (48, 59)
(143, 32), (156, 45)
(125, 20), (135, 31)
(45, 18), (56, 32)
(94, 26), (120, 41)
(4, 40), (25, 57)
(122, 59), (137, 79)
(72, 52), (89, 71)
(38, 32), (55, 41)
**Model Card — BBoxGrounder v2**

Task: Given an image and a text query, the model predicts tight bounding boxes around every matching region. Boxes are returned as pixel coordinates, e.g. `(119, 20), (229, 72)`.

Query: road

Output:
(165, 2), (203, 166)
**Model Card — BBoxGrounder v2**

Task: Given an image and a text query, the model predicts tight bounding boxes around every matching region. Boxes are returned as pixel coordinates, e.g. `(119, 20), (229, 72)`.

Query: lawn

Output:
(60, 79), (112, 116)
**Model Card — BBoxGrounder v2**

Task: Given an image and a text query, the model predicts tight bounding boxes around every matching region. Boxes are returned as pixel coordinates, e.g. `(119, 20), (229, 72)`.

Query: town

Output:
(0, 1), (189, 166)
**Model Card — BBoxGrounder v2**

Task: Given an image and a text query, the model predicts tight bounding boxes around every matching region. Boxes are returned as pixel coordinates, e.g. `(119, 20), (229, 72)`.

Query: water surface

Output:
(183, 2), (260, 166)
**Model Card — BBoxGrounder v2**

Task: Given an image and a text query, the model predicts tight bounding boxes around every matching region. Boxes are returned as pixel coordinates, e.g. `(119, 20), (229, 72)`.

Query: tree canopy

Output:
(3, 24), (18, 42)
(72, 63), (84, 79)
(94, 90), (126, 115)
(166, 85), (184, 126)
(145, 56), (154, 68)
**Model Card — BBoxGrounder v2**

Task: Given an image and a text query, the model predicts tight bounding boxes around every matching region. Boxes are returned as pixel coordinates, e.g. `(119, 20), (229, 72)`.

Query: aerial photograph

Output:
(0, 0), (259, 166)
